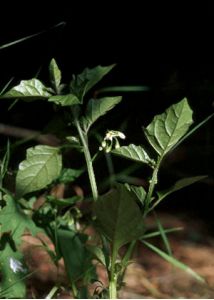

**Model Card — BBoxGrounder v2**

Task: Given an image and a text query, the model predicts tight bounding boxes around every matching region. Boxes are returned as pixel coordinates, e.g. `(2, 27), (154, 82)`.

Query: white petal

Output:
(9, 257), (26, 273)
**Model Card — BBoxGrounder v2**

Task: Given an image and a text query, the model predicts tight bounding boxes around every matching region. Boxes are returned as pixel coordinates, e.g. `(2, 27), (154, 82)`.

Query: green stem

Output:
(144, 158), (161, 216)
(105, 152), (116, 187)
(75, 119), (98, 201)
(109, 245), (118, 299)
(71, 282), (78, 298)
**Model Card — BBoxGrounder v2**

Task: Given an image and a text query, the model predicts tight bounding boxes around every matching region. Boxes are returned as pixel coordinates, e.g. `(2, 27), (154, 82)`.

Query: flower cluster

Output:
(99, 130), (126, 152)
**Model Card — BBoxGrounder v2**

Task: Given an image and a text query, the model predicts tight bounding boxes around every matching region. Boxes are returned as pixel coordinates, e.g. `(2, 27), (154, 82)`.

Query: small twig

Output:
(0, 123), (60, 146)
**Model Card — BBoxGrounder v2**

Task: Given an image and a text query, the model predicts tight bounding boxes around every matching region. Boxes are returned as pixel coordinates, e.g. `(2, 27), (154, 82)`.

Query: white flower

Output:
(99, 130), (126, 152)
(105, 132), (113, 141)
(117, 132), (126, 139)
(104, 130), (126, 141)
(9, 257), (26, 273)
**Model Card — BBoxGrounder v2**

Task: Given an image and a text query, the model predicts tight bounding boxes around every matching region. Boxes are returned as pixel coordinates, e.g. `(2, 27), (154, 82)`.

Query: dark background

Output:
(0, 3), (213, 225)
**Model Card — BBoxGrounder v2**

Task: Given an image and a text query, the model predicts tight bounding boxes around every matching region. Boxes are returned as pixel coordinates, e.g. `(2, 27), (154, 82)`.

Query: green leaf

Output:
(70, 64), (115, 103)
(65, 136), (82, 151)
(16, 145), (62, 198)
(112, 144), (155, 167)
(0, 194), (42, 245)
(57, 229), (94, 282)
(48, 94), (80, 106)
(125, 184), (147, 205)
(81, 96), (122, 131)
(1, 79), (53, 100)
(142, 240), (205, 283)
(94, 183), (145, 250)
(0, 193), (41, 298)
(86, 245), (106, 266)
(152, 176), (207, 210)
(47, 195), (82, 207)
(100, 235), (110, 269)
(0, 244), (26, 298)
(144, 98), (193, 156)
(58, 168), (83, 184)
(49, 58), (61, 91)
(66, 136), (80, 144)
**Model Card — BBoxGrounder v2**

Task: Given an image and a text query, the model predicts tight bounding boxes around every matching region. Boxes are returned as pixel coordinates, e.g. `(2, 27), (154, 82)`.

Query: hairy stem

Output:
(75, 120), (98, 201)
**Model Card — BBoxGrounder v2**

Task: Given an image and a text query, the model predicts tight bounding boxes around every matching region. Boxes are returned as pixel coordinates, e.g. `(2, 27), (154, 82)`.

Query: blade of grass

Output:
(97, 85), (150, 95)
(142, 240), (205, 283)
(0, 77), (14, 95)
(0, 270), (38, 298)
(155, 213), (172, 256)
(8, 99), (19, 111)
(0, 22), (66, 50)
(170, 113), (214, 152)
(45, 285), (59, 299)
(0, 140), (10, 180)
(143, 227), (183, 239)
(0, 140), (10, 201)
